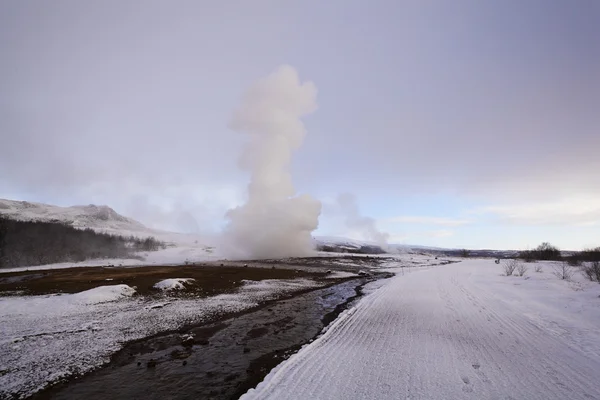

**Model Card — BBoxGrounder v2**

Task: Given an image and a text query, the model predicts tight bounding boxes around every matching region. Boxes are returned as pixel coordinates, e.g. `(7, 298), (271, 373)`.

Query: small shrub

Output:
(553, 262), (574, 281)
(503, 259), (519, 276)
(516, 263), (528, 277)
(534, 264), (543, 273)
(581, 261), (600, 283)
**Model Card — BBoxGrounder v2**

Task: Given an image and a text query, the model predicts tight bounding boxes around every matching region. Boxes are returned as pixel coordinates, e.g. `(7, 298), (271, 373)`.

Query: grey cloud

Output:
(1, 0), (598, 234)
(387, 216), (472, 227)
(473, 197), (600, 227)
(0, 1), (257, 228)
(293, 1), (600, 201)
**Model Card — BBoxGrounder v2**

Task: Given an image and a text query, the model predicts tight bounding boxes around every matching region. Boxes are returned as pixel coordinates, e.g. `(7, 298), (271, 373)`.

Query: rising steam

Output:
(337, 193), (389, 249)
(223, 65), (321, 259)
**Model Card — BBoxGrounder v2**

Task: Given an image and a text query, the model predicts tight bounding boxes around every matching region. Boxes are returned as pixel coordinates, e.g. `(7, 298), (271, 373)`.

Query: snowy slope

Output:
(70, 284), (137, 304)
(0, 199), (221, 269)
(0, 199), (149, 236)
(242, 259), (600, 400)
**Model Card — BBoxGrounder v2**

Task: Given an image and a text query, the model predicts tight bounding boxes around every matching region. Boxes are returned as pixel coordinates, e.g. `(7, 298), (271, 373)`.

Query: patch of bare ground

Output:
(0, 264), (325, 297)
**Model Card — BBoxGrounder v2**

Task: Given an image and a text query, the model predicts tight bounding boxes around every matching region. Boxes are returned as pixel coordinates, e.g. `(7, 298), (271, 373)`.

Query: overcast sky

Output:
(1, 0), (599, 250)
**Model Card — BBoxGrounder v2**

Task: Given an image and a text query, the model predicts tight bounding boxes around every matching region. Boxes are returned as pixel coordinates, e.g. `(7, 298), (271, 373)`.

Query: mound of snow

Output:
(71, 284), (136, 304)
(153, 278), (195, 291)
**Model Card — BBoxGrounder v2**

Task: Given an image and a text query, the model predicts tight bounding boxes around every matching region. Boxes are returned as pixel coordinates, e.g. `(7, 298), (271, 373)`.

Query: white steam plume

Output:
(223, 65), (321, 259)
(337, 193), (389, 249)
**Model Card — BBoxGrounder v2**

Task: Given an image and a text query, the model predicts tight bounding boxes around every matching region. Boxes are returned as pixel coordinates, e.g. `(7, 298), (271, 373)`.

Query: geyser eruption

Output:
(223, 65), (321, 259)
(337, 193), (390, 250)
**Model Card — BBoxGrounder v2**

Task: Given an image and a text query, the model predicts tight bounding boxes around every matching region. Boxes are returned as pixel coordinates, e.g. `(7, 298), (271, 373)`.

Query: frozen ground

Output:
(242, 259), (600, 400)
(0, 278), (323, 399)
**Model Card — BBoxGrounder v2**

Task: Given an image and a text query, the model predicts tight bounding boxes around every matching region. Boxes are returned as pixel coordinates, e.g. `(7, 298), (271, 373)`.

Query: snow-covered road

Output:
(242, 260), (600, 400)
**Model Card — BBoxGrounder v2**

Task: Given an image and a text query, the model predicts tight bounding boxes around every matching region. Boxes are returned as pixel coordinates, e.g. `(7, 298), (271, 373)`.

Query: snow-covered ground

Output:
(242, 259), (600, 400)
(0, 278), (323, 399)
(69, 284), (137, 304)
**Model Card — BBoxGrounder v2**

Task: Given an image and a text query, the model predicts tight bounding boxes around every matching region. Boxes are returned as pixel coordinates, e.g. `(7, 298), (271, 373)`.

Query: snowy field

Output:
(3, 251), (600, 400)
(242, 259), (600, 400)
(0, 278), (322, 398)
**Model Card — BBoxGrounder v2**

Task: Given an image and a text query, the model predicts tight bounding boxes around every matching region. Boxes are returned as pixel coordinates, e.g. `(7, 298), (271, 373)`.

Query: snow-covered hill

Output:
(0, 198), (222, 270)
(0, 199), (149, 236)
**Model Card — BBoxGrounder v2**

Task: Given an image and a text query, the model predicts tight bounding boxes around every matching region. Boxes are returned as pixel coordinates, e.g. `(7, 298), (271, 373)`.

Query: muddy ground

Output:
(0, 264), (323, 297)
(0, 255), (383, 297)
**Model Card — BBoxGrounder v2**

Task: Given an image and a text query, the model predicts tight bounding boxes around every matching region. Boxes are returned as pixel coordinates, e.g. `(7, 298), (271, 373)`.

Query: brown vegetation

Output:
(0, 264), (324, 296)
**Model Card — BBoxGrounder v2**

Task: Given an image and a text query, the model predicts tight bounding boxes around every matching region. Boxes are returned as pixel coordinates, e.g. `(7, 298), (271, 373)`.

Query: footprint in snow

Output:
(461, 376), (474, 393)
(472, 362), (491, 383)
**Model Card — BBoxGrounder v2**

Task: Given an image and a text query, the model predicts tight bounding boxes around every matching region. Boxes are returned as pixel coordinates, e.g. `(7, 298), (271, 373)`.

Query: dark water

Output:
(34, 278), (372, 400)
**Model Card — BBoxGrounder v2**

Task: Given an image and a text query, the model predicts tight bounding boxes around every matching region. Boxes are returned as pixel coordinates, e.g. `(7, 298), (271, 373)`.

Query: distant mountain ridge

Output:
(313, 236), (388, 254)
(313, 236), (446, 254)
(0, 199), (148, 235)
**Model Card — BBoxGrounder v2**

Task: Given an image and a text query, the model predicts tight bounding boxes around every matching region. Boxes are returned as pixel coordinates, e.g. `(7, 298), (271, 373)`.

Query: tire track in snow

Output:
(442, 272), (550, 397)
(447, 271), (597, 398)
(242, 261), (600, 400)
